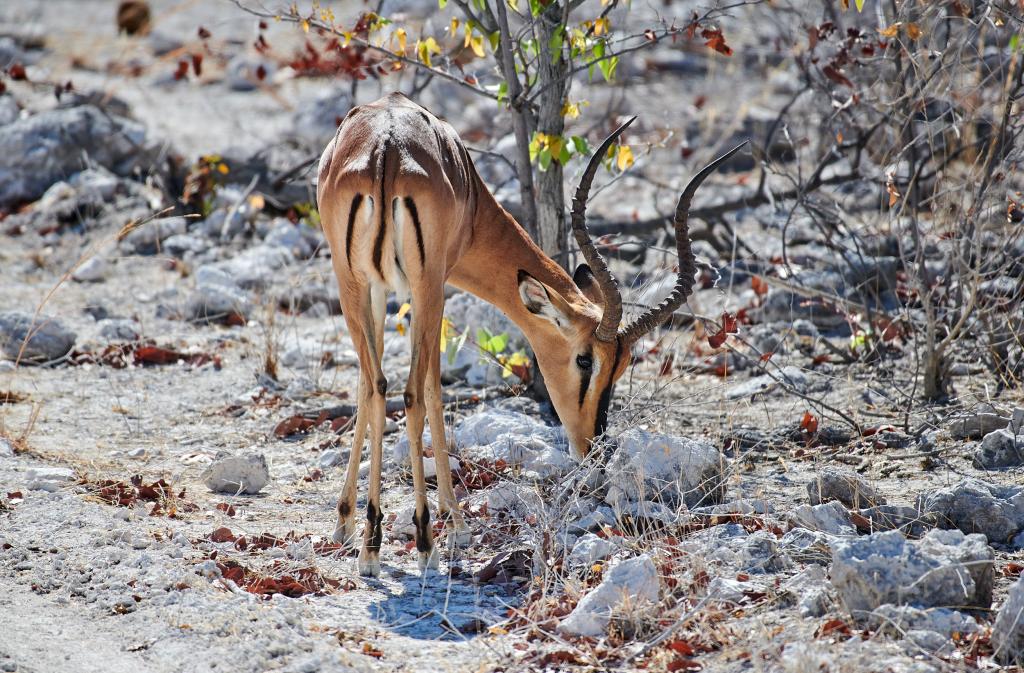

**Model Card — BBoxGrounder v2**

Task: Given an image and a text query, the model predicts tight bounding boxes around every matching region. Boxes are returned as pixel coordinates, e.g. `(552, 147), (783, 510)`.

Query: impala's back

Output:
(316, 92), (480, 299)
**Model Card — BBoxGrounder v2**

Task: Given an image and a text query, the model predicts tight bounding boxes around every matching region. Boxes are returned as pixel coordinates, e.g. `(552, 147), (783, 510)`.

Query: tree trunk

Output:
(533, 4), (570, 268)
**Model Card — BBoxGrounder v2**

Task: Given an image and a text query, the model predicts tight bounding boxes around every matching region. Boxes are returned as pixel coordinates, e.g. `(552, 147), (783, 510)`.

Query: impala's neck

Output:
(448, 190), (586, 332)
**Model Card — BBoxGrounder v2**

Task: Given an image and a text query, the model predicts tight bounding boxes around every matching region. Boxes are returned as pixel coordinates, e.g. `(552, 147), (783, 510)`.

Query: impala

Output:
(317, 92), (743, 575)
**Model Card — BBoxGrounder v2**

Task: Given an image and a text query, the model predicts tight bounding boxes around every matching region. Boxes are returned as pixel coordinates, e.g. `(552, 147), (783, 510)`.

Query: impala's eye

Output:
(576, 354), (593, 371)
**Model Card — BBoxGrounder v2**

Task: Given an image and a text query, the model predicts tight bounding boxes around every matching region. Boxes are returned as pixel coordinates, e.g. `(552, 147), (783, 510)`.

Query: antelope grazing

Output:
(317, 92), (743, 575)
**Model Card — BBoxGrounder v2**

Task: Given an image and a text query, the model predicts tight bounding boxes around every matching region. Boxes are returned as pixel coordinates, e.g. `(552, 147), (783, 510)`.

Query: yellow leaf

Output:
(854, 0), (864, 10)
(507, 0), (518, 11)
(836, 131), (843, 143)
(548, 135), (564, 158)
(470, 34), (485, 58)
(301, 18), (310, 33)
(439, 317), (454, 352)
(395, 28), (407, 54)
(342, 32), (353, 47)
(450, 17), (460, 35)
(906, 23), (922, 40)
(616, 145), (634, 171)
(561, 100), (581, 119)
(417, 37), (441, 68)
(488, 625), (509, 635)
(320, 8), (335, 23)
(217, 163), (230, 174)
(878, 23), (900, 38)
(594, 17), (610, 36)
(839, 0), (849, 9)
(592, 563), (603, 572)
(396, 302), (411, 321)
(396, 322), (406, 336)
(248, 194), (265, 211)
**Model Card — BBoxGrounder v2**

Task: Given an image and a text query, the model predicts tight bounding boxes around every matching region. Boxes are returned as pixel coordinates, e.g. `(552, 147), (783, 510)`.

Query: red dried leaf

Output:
(816, 618), (851, 637)
(644, 28), (657, 42)
(667, 639), (696, 656)
(700, 28), (733, 56)
(667, 659), (702, 672)
(210, 527), (236, 543)
(1004, 562), (1023, 578)
(822, 64), (852, 88)
(7, 63), (27, 81)
(215, 502), (236, 517)
(800, 412), (819, 435)
(707, 312), (738, 348)
(197, 26), (211, 39)
(191, 53), (203, 77)
(751, 275), (768, 297)
(173, 59), (189, 80)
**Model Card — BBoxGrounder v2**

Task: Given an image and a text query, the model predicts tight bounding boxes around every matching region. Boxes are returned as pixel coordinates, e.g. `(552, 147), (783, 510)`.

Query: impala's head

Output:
(517, 119), (747, 460)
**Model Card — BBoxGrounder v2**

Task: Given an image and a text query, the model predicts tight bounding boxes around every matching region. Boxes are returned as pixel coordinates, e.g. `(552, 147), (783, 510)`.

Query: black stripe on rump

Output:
(372, 141), (389, 276)
(404, 196), (426, 267)
(345, 193), (363, 266)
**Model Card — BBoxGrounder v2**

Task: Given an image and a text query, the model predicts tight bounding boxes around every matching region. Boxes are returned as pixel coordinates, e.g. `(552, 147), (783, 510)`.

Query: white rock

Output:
(201, 454), (270, 495)
(787, 501), (857, 535)
(604, 429), (727, 508)
(26, 466), (75, 492)
(725, 365), (811, 399)
(831, 529), (995, 617)
(423, 455), (459, 479)
(993, 576), (1024, 663)
(0, 438), (13, 456)
(469, 482), (542, 514)
(869, 604), (979, 638)
(558, 555), (660, 637)
(319, 449), (344, 469)
(72, 255), (108, 282)
(568, 533), (617, 566)
(705, 577), (748, 605)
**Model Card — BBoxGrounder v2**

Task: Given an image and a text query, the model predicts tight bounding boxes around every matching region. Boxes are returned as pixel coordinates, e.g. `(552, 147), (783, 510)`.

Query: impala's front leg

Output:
(426, 353), (471, 548)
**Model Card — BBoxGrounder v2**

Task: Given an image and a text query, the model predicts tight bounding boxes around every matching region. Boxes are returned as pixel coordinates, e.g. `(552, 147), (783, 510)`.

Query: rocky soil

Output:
(1, 1), (1023, 672)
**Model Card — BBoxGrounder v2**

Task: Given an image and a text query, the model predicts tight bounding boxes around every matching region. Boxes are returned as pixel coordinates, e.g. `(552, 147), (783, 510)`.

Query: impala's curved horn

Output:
(620, 140), (749, 344)
(570, 116), (636, 342)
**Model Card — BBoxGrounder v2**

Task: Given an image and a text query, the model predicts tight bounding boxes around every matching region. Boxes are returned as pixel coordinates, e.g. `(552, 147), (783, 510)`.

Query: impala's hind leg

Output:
(426, 351), (470, 548)
(332, 369), (368, 546)
(356, 284), (388, 577)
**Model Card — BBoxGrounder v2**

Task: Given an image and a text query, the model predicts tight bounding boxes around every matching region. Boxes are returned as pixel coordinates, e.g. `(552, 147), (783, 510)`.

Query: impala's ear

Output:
(518, 270), (572, 329)
(573, 263), (604, 305)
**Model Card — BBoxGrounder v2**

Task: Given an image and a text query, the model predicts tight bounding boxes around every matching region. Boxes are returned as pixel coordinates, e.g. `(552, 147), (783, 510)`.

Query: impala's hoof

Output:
(358, 550), (381, 577)
(418, 547), (440, 572)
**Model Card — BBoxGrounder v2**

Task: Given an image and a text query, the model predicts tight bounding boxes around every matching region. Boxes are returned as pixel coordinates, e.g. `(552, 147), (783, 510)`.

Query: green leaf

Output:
(528, 0), (542, 17)
(558, 144), (572, 165)
(538, 147), (552, 171)
(439, 0), (448, 7)
(1011, 34), (1022, 52)
(497, 81), (509, 105)
(488, 30), (500, 51)
(571, 135), (591, 155)
(489, 333), (509, 354)
(598, 54), (618, 82)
